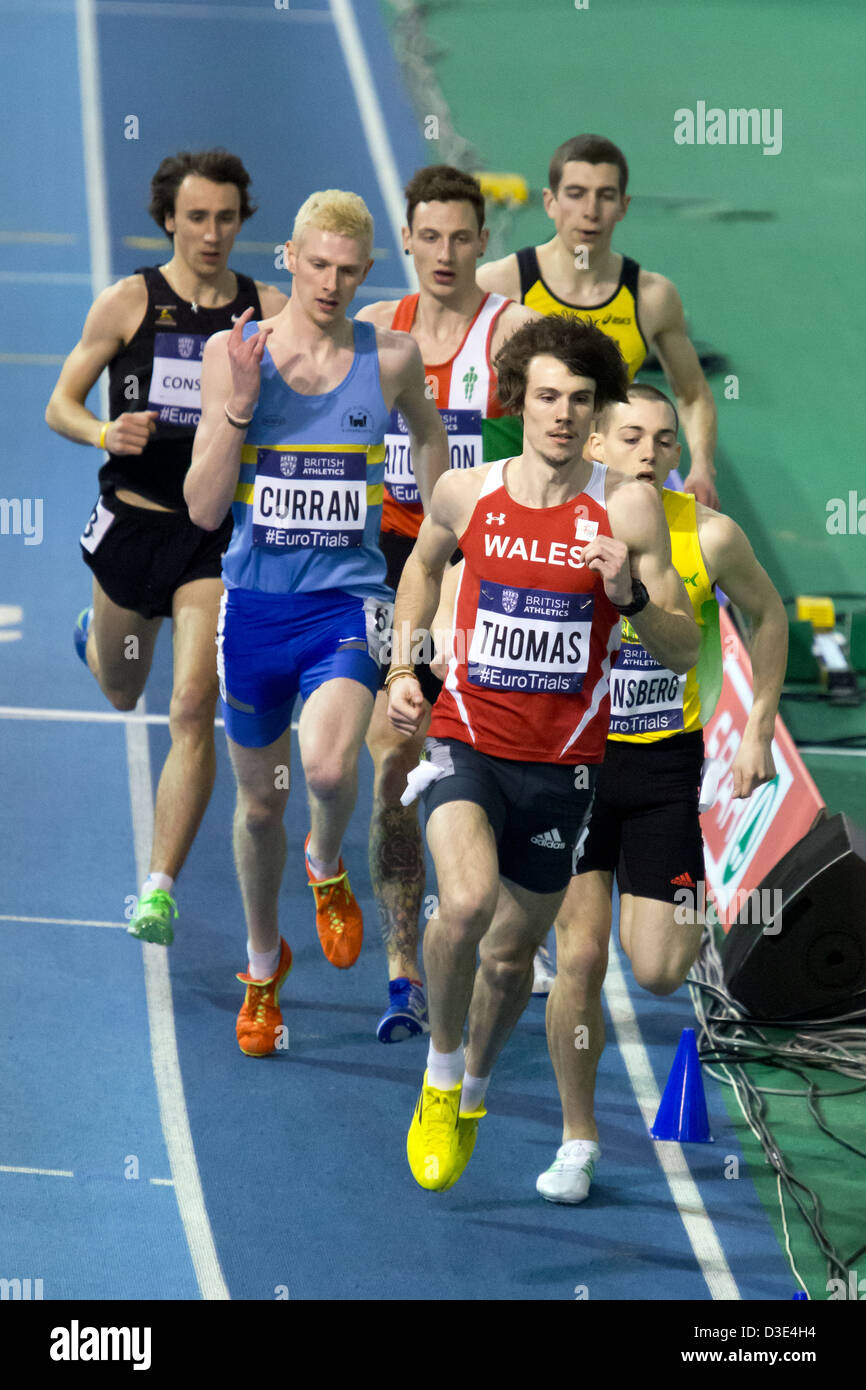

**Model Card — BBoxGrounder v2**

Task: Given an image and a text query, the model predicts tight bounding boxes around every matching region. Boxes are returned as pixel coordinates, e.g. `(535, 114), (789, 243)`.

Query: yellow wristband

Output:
(98, 422), (109, 449)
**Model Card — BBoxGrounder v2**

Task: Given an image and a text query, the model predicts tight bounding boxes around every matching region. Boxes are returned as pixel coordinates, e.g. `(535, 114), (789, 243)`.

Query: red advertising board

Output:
(700, 608), (825, 927)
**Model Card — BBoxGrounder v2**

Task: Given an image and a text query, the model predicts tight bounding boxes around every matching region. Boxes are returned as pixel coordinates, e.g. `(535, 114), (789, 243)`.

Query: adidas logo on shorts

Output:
(530, 829), (567, 850)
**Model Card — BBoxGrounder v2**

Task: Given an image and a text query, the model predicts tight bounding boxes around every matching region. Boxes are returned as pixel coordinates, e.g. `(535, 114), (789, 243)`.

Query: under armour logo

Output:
(486, 512), (506, 525)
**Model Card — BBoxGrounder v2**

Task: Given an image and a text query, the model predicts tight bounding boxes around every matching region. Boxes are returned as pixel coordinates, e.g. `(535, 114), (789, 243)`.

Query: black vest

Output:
(100, 266), (263, 509)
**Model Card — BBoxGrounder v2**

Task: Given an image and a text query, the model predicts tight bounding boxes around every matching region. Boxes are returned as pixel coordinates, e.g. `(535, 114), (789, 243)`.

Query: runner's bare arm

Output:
(476, 253), (522, 300)
(700, 510), (787, 796)
(256, 282), (290, 316)
(600, 477), (700, 674)
(488, 301), (543, 358)
(184, 307), (272, 530)
(641, 273), (719, 509)
(44, 276), (158, 453)
(387, 470), (476, 734)
(354, 301), (398, 327)
(382, 330), (449, 513)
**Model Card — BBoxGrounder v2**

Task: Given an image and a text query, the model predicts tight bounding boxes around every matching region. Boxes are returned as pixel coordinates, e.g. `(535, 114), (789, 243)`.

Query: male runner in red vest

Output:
(356, 165), (538, 1042)
(386, 315), (700, 1191)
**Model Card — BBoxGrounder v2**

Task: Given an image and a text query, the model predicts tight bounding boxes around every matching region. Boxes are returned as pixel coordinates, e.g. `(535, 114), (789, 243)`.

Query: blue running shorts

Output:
(218, 587), (393, 747)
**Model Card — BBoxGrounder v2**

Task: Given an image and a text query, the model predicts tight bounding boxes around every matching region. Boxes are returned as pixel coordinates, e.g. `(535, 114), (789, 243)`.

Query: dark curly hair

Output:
(494, 315), (630, 416)
(404, 165), (485, 233)
(149, 149), (257, 237)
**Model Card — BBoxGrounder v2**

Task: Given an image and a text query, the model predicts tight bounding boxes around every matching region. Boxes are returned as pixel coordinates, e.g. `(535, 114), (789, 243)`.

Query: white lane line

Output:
(0, 231), (77, 244)
(0, 914), (125, 928)
(97, 1), (331, 18)
(603, 934), (741, 1300)
(125, 698), (230, 1300)
(76, 0), (228, 1300)
(0, 1165), (74, 1177)
(0, 272), (91, 285)
(75, 0), (111, 317)
(122, 236), (391, 258)
(0, 353), (67, 364)
(329, 0), (416, 285)
(0, 706), (299, 730)
(797, 745), (866, 758)
(0, 705), (222, 727)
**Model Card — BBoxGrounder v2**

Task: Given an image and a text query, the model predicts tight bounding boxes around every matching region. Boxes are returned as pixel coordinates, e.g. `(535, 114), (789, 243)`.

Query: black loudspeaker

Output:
(720, 812), (866, 1020)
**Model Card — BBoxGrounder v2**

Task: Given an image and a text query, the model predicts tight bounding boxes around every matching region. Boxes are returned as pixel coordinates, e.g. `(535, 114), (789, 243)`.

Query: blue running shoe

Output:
(377, 977), (430, 1044)
(74, 607), (93, 664)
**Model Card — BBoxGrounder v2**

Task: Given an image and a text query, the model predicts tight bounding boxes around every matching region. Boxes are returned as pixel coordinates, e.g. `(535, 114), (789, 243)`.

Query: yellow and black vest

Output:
(516, 247), (647, 380)
(609, 490), (722, 743)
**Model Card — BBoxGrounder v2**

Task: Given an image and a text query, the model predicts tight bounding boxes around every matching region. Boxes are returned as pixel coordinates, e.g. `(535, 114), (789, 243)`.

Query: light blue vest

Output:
(222, 319), (392, 599)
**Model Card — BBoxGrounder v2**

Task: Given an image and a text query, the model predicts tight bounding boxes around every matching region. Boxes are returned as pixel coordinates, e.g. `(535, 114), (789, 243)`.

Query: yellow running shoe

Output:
(406, 1071), (462, 1190)
(442, 1104), (487, 1190)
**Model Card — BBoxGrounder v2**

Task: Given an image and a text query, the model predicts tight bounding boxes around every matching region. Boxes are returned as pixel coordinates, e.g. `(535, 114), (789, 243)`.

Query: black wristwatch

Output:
(613, 579), (650, 616)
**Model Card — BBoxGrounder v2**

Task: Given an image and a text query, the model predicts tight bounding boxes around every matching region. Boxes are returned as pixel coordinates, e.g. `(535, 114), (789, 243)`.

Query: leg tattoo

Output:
(369, 802), (425, 967)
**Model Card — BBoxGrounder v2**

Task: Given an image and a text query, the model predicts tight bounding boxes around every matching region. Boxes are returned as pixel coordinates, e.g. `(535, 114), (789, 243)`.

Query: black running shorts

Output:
(421, 736), (598, 895)
(576, 729), (705, 903)
(377, 529), (451, 707)
(80, 491), (233, 620)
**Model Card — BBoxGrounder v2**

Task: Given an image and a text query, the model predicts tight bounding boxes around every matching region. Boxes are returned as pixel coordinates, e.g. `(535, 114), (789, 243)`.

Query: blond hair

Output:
(292, 190), (374, 250)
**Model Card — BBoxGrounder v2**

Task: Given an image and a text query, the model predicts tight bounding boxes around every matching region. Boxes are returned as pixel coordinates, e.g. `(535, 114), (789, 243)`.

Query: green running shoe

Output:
(127, 889), (178, 946)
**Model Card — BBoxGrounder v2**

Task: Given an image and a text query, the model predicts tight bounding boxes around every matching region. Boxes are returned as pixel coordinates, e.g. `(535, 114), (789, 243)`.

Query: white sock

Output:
(247, 941), (281, 981)
(427, 1041), (464, 1091)
(306, 844), (340, 880)
(459, 1071), (489, 1115)
(142, 873), (174, 898)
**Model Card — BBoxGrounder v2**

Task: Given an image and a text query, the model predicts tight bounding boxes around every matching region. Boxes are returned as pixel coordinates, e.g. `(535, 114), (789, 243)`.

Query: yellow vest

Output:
(515, 247), (647, 380)
(609, 489), (722, 742)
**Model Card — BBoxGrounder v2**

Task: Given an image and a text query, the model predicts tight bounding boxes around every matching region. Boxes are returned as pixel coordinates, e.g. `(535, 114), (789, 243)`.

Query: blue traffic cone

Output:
(651, 1028), (713, 1142)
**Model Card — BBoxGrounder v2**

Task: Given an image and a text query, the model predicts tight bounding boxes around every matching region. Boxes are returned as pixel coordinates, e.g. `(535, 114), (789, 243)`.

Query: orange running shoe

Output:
(304, 833), (363, 969)
(235, 938), (293, 1057)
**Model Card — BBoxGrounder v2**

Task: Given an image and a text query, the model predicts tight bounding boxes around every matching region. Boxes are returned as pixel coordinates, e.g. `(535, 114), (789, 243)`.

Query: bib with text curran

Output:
(250, 446), (366, 550)
(428, 458), (622, 765)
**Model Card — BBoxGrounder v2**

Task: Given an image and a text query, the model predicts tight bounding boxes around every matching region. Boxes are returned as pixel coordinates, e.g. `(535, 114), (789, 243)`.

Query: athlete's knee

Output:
(304, 749), (357, 803)
(169, 679), (218, 741)
(100, 681), (143, 713)
(555, 926), (609, 994)
(436, 884), (496, 945)
(236, 786), (286, 835)
(631, 955), (690, 997)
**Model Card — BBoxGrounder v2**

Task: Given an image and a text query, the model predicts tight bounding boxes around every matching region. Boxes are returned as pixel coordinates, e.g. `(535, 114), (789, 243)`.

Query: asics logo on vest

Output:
(531, 829), (567, 849)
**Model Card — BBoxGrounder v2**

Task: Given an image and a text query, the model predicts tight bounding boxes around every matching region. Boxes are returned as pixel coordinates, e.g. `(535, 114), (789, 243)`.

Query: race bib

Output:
(364, 596), (394, 667)
(147, 332), (208, 426)
(468, 580), (594, 693)
(251, 447), (367, 550)
(609, 634), (686, 735)
(384, 407), (482, 505)
(80, 495), (115, 554)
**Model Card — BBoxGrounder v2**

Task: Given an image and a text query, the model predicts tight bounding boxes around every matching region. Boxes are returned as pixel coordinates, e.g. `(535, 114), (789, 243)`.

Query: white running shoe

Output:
(531, 944), (556, 996)
(536, 1141), (600, 1204)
